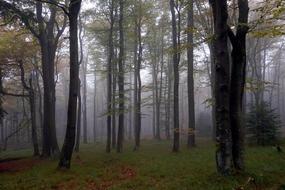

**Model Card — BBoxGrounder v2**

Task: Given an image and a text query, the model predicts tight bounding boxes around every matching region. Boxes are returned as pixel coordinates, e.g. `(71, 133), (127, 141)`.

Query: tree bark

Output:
(209, 0), (232, 175)
(117, 0), (125, 153)
(228, 0), (249, 171)
(58, 0), (81, 169)
(75, 79), (81, 152)
(134, 7), (142, 150)
(187, 0), (195, 148)
(170, 0), (180, 152)
(106, 0), (115, 153)
(29, 77), (40, 156)
(19, 61), (39, 156)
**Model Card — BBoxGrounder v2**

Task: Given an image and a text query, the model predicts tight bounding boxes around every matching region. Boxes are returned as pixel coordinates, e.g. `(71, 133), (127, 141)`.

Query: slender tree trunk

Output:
(208, 42), (216, 141)
(0, 68), (4, 143)
(187, 0), (195, 148)
(58, 0), (82, 169)
(19, 61), (39, 156)
(166, 56), (172, 140)
(75, 79), (81, 152)
(170, 0), (180, 152)
(112, 63), (117, 148)
(128, 73), (132, 140)
(29, 79), (40, 156)
(107, 0), (115, 153)
(152, 69), (156, 139)
(134, 11), (142, 150)
(133, 20), (139, 149)
(82, 62), (87, 144)
(93, 71), (97, 143)
(117, 0), (125, 153)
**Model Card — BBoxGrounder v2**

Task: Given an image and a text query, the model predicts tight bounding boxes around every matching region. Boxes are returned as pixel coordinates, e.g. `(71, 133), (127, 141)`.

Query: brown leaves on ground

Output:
(85, 165), (137, 190)
(52, 178), (79, 190)
(0, 157), (42, 172)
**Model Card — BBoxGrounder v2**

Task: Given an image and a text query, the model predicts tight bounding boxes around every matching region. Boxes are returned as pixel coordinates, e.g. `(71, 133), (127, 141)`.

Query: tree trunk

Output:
(133, 20), (139, 149)
(209, 0), (232, 175)
(117, 0), (125, 153)
(134, 10), (142, 150)
(19, 60), (39, 156)
(107, 0), (115, 153)
(93, 70), (97, 143)
(58, 0), (81, 169)
(82, 59), (88, 144)
(0, 68), (4, 143)
(228, 0), (249, 171)
(170, 0), (180, 152)
(112, 62), (117, 148)
(187, 0), (196, 148)
(75, 79), (81, 152)
(29, 79), (40, 156)
(40, 42), (59, 157)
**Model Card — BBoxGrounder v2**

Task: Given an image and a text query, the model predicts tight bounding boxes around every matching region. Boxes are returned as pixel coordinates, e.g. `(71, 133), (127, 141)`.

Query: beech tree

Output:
(58, 0), (82, 169)
(0, 0), (68, 157)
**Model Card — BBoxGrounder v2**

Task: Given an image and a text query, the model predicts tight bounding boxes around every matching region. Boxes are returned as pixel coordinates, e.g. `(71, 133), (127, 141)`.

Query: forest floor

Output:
(0, 139), (285, 190)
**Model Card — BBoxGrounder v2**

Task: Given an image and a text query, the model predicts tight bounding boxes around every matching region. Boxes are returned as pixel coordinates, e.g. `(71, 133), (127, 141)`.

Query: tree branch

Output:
(34, 0), (69, 16)
(0, 0), (40, 38)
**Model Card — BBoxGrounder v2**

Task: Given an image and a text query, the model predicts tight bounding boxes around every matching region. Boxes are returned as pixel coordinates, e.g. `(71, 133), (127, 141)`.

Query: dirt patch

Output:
(0, 157), (42, 172)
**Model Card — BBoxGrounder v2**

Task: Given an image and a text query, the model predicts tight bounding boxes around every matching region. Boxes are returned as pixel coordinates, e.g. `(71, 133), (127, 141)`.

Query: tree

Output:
(0, 0), (68, 157)
(106, 0), (115, 153)
(117, 0), (125, 153)
(228, 0), (249, 171)
(187, 0), (195, 148)
(133, 0), (143, 151)
(208, 0), (232, 175)
(19, 61), (40, 156)
(209, 0), (249, 174)
(0, 28), (40, 156)
(170, 0), (181, 152)
(58, 0), (82, 169)
(246, 101), (281, 146)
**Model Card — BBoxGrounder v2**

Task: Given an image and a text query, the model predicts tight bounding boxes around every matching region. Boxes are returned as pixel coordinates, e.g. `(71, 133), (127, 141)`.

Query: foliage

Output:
(246, 101), (281, 146)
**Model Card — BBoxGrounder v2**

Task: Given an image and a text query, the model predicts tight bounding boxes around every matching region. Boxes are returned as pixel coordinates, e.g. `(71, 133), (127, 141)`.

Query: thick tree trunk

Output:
(117, 0), (125, 153)
(58, 0), (81, 169)
(40, 43), (59, 157)
(228, 0), (249, 171)
(187, 0), (195, 148)
(209, 0), (232, 175)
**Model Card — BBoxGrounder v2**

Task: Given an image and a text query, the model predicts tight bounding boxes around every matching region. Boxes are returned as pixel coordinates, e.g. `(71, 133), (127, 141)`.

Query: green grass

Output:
(0, 140), (285, 190)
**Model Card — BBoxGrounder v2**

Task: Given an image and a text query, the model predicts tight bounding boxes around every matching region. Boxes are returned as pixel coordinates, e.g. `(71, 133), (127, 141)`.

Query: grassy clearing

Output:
(0, 140), (285, 190)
